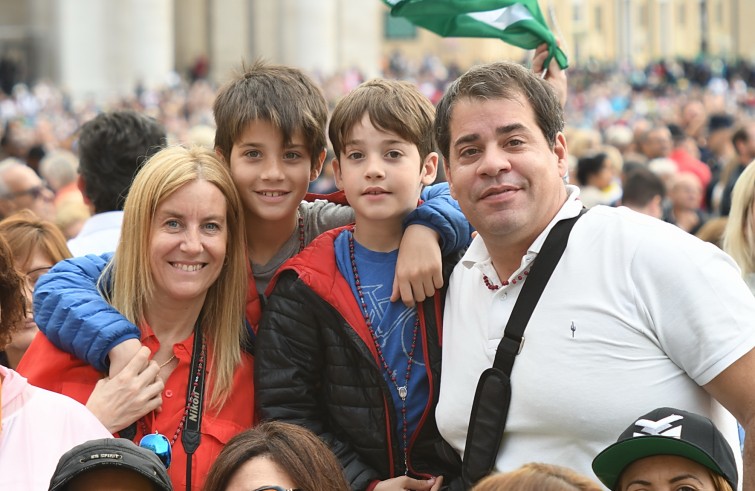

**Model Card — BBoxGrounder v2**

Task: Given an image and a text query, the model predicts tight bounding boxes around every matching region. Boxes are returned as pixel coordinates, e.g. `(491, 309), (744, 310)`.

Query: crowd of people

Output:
(1, 40), (755, 491)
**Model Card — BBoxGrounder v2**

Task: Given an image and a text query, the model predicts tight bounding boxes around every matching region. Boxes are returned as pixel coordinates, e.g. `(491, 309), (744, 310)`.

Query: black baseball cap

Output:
(592, 407), (737, 491)
(49, 438), (172, 491)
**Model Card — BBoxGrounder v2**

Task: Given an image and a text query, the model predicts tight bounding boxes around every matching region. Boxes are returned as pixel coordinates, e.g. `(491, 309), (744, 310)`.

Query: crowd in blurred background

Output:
(2, 53), (755, 246)
(3, 46), (755, 491)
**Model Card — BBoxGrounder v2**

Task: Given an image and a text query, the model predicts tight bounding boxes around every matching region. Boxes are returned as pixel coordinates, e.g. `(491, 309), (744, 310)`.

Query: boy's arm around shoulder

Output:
(255, 270), (381, 490)
(33, 253), (141, 372)
(392, 183), (471, 306)
(408, 182), (473, 256)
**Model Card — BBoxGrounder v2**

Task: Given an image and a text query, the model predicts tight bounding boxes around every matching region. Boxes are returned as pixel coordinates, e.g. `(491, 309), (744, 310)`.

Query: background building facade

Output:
(0, 0), (753, 101)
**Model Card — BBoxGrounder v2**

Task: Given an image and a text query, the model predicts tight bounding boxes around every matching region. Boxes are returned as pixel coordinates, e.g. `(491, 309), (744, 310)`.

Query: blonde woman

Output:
(18, 146), (254, 491)
(724, 160), (755, 294)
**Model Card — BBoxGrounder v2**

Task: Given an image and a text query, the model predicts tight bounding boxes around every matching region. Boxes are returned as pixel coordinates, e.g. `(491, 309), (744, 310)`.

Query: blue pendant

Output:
(139, 432), (172, 469)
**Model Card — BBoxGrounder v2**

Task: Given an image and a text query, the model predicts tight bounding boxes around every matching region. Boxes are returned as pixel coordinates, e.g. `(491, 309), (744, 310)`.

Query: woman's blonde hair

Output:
(472, 463), (603, 491)
(723, 160), (755, 276)
(103, 145), (247, 407)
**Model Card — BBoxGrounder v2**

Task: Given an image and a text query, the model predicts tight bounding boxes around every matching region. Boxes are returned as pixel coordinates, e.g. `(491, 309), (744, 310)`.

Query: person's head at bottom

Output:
(202, 421), (349, 491)
(471, 462), (603, 491)
(592, 407), (737, 491)
(48, 438), (172, 491)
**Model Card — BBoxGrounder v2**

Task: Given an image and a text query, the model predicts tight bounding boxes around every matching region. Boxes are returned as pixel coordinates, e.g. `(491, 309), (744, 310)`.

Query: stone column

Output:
(249, 0), (381, 78)
(55, 0), (174, 102)
(208, 0), (248, 82)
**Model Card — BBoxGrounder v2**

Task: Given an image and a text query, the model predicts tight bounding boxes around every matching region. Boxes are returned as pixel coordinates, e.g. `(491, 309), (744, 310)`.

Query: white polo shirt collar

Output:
(460, 185), (582, 284)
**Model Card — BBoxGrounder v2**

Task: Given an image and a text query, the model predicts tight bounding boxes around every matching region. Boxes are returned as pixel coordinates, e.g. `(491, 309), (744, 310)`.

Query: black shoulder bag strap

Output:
(182, 323), (206, 491)
(461, 209), (586, 488)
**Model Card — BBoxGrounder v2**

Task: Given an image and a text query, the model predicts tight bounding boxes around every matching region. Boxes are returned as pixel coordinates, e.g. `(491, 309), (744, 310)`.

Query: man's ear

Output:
(421, 152), (439, 185)
(444, 158), (458, 200)
(310, 148), (327, 181)
(554, 132), (569, 179)
(332, 158), (345, 191)
(77, 175), (92, 205)
(649, 194), (664, 219)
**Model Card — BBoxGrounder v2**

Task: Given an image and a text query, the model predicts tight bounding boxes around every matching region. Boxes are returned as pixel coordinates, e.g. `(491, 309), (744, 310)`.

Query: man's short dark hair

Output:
(622, 167), (665, 207)
(576, 153), (608, 185)
(78, 111), (165, 213)
(434, 61), (564, 163)
(667, 123), (686, 145)
(731, 124), (754, 155)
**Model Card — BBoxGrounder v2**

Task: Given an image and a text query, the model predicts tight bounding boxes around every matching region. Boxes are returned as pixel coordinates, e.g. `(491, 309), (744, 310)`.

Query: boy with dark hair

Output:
(69, 111), (166, 256)
(256, 79), (466, 491)
(33, 63), (467, 379)
(214, 60), (328, 174)
(211, 60), (349, 305)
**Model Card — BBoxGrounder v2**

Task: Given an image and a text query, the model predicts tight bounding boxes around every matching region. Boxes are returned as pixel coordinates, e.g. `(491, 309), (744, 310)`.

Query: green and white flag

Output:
(383, 0), (568, 69)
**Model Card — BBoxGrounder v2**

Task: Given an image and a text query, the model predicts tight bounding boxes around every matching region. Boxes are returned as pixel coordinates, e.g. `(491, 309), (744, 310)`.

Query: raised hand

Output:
(532, 42), (567, 109)
(374, 475), (444, 491)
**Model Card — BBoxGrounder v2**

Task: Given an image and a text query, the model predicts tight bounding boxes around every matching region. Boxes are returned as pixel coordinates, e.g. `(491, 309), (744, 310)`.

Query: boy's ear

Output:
(214, 146), (226, 163)
(420, 152), (439, 185)
(310, 148), (327, 181)
(332, 158), (345, 191)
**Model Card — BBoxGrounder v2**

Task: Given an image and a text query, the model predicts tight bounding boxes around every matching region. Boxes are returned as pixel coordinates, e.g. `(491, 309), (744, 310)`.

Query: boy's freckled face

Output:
(333, 114), (436, 224)
(229, 119), (316, 224)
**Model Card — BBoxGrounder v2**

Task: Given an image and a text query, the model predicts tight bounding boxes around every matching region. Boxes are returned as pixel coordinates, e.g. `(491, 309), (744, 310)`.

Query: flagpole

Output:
(543, 1), (568, 78)
(547, 1), (568, 55)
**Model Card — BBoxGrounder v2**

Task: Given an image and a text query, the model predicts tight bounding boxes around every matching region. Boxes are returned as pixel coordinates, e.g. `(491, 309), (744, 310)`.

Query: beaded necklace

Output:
(137, 334), (206, 447)
(249, 215), (305, 271)
(297, 213), (305, 253)
(348, 232), (419, 474)
(482, 269), (530, 291)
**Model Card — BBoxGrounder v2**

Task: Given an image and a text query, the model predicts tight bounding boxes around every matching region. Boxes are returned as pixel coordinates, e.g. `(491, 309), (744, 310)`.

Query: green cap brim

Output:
(592, 435), (726, 490)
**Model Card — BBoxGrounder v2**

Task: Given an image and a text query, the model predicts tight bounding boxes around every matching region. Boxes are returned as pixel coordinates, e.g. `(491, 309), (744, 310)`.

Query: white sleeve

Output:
(631, 230), (755, 385)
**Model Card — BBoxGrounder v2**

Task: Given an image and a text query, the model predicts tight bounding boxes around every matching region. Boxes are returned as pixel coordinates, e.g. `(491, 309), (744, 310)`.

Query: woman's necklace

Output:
(138, 335), (206, 447)
(158, 355), (176, 369)
(348, 232), (419, 474)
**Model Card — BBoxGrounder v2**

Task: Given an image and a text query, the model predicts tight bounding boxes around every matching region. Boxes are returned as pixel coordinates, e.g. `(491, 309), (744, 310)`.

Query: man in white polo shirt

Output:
(433, 60), (755, 489)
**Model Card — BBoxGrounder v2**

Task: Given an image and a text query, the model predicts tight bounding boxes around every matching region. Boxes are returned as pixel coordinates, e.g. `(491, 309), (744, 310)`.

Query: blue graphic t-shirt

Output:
(334, 230), (429, 449)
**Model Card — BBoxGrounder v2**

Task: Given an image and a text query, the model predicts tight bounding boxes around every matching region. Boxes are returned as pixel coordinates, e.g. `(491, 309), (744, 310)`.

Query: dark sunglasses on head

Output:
(252, 487), (302, 491)
(139, 432), (172, 469)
